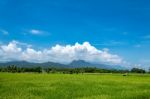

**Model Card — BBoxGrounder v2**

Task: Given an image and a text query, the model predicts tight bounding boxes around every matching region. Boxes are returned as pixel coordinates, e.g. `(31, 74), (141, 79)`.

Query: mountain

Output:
(68, 60), (125, 70)
(0, 61), (68, 68)
(0, 60), (126, 70)
(69, 60), (93, 68)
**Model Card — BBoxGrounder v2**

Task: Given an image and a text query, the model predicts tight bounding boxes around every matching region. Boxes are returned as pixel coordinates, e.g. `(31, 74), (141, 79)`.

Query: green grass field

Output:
(0, 73), (150, 99)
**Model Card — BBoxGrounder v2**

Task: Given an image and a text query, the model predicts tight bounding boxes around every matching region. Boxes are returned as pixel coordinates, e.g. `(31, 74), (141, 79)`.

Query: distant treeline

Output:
(0, 65), (148, 74)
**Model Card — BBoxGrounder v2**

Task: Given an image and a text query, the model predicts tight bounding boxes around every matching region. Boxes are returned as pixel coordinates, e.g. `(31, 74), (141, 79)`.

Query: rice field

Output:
(0, 73), (150, 99)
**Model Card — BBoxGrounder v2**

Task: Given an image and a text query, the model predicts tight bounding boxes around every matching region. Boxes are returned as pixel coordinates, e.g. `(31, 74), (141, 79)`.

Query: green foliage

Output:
(131, 68), (146, 73)
(0, 65), (42, 73)
(0, 65), (148, 74)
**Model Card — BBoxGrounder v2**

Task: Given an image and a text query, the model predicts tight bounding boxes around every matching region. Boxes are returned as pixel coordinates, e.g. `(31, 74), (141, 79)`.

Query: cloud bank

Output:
(0, 41), (123, 65)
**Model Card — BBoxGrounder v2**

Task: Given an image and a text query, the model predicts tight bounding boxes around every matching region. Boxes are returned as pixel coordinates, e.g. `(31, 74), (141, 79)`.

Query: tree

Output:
(131, 68), (145, 73)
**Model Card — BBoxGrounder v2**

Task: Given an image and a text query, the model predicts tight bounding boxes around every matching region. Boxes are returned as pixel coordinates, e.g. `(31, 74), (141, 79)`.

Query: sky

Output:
(0, 0), (150, 69)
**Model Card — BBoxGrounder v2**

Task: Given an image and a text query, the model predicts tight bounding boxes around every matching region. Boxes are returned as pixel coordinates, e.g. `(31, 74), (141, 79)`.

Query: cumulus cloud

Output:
(0, 41), (22, 61)
(0, 41), (123, 65)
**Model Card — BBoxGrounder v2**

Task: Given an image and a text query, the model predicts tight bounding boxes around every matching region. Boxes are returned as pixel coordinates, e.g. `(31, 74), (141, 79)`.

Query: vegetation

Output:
(0, 65), (148, 74)
(131, 68), (146, 73)
(0, 73), (150, 99)
(0, 65), (42, 73)
(0, 65), (149, 99)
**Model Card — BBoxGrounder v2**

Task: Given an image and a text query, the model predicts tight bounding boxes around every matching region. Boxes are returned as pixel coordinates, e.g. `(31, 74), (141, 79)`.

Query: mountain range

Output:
(0, 60), (126, 70)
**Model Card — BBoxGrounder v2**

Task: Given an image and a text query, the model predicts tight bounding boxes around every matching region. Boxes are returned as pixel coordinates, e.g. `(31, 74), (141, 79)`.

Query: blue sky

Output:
(0, 0), (150, 69)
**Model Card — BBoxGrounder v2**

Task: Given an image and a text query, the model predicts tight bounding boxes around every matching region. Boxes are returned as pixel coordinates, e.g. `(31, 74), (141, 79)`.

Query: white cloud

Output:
(0, 41), (22, 61)
(24, 29), (50, 36)
(28, 29), (49, 35)
(133, 64), (142, 68)
(0, 29), (9, 35)
(0, 41), (123, 65)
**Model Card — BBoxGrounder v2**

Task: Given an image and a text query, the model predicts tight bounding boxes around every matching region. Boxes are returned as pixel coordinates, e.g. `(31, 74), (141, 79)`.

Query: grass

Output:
(0, 73), (150, 99)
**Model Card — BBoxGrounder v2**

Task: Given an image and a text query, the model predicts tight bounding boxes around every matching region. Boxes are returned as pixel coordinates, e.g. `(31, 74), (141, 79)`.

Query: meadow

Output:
(0, 73), (150, 99)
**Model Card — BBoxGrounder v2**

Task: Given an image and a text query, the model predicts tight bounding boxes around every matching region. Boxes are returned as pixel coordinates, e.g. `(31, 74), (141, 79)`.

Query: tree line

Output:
(0, 65), (149, 74)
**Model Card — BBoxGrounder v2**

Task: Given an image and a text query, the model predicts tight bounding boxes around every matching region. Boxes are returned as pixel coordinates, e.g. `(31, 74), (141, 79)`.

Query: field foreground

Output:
(0, 73), (150, 99)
